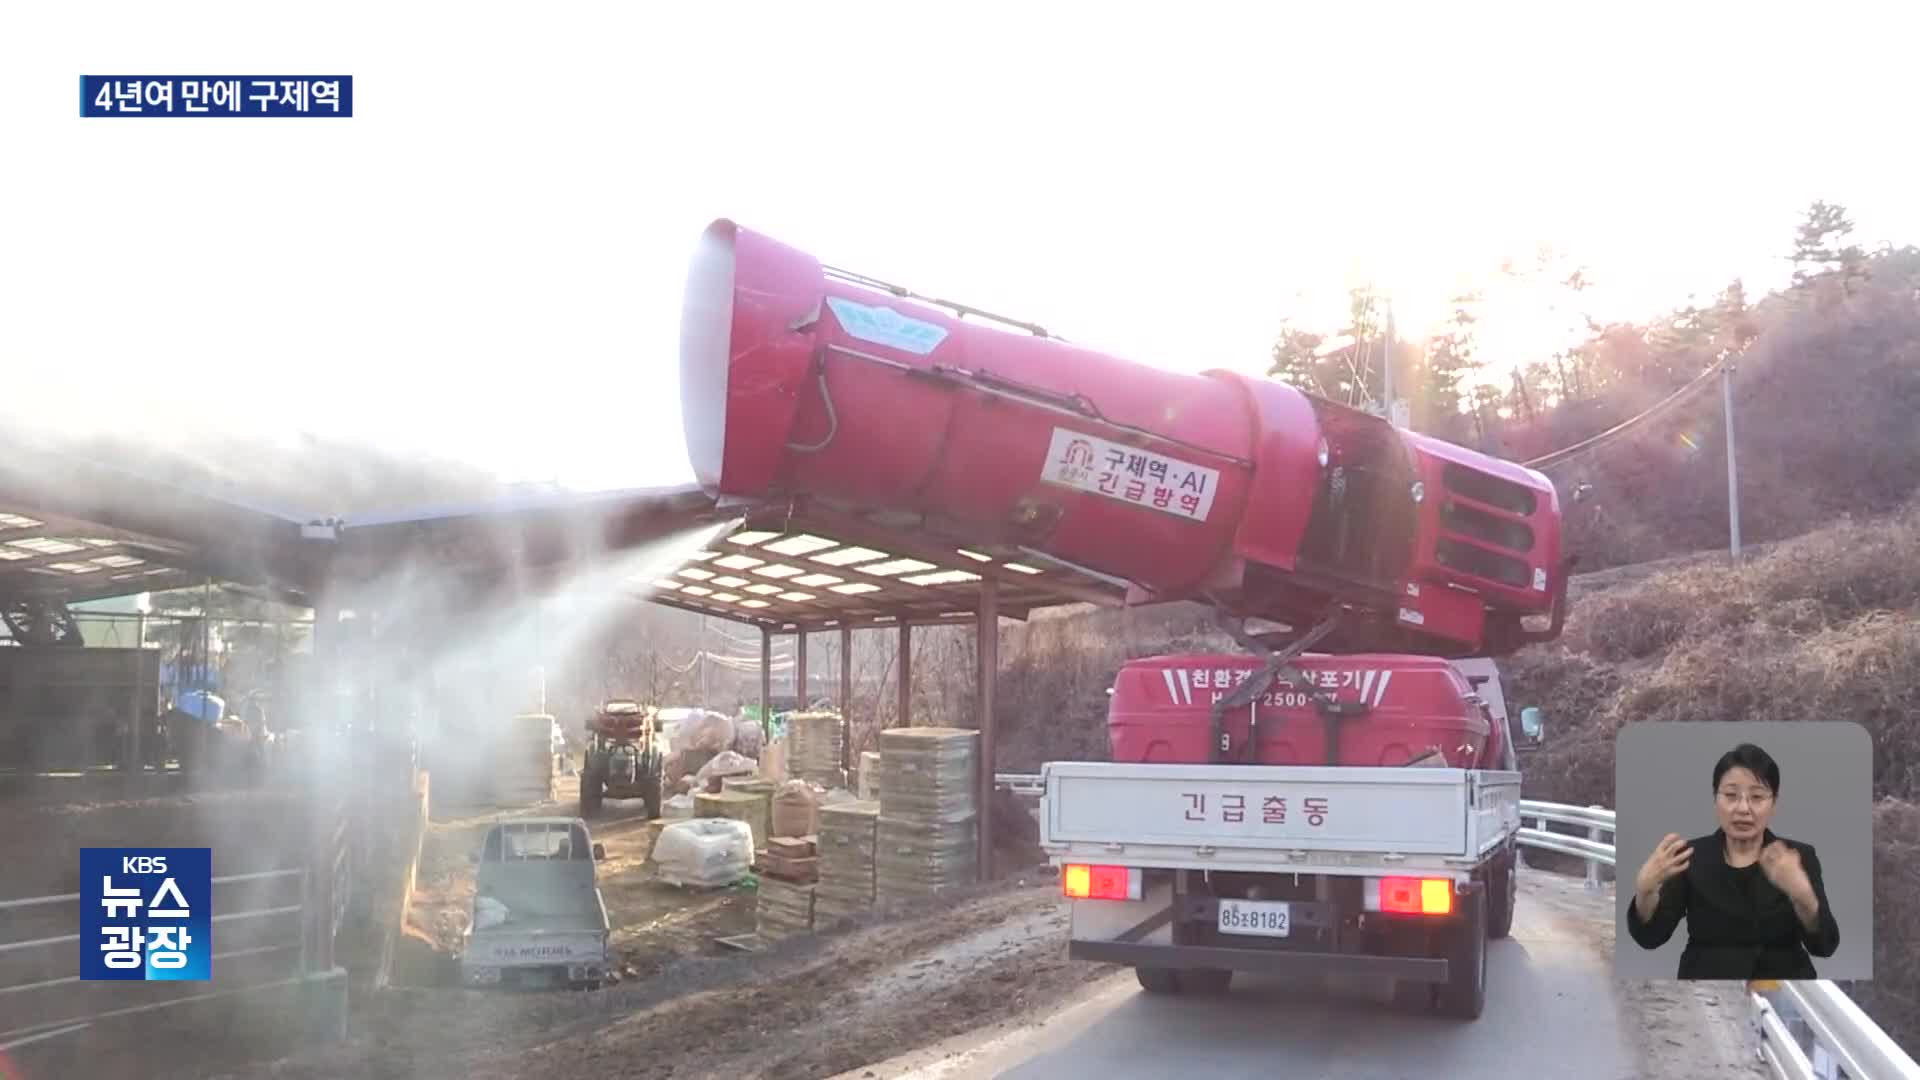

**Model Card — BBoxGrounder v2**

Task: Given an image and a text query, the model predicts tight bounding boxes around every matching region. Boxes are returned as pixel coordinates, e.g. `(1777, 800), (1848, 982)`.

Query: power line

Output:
(1511, 352), (1746, 558)
(659, 651), (704, 675)
(1522, 357), (1732, 471)
(699, 649), (795, 673)
(648, 646), (796, 676)
(703, 622), (766, 649)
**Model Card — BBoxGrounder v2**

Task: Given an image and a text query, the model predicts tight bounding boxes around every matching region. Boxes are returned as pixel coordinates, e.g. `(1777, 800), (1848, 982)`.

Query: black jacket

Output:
(1625, 828), (1840, 980)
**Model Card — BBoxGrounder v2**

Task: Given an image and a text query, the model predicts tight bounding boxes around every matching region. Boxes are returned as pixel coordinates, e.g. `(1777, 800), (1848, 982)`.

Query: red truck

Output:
(675, 218), (1570, 1019)
(1042, 651), (1542, 1018)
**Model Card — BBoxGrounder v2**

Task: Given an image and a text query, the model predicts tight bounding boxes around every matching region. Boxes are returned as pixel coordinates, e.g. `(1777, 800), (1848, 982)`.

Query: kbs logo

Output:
(79, 847), (212, 981)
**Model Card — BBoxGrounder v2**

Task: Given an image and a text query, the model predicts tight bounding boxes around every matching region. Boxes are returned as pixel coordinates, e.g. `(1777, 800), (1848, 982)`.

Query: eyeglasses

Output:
(1717, 789), (1773, 808)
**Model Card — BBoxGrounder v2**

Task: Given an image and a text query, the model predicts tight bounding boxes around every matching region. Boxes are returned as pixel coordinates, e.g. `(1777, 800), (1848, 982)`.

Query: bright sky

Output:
(5, 1), (1917, 495)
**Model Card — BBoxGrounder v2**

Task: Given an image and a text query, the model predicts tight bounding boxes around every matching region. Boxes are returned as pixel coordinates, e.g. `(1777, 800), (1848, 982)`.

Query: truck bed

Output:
(478, 910), (607, 934)
(462, 888), (612, 970)
(1039, 761), (1520, 876)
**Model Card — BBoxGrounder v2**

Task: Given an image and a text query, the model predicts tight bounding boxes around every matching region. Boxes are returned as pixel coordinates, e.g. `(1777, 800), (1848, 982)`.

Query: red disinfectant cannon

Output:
(679, 218), (1570, 662)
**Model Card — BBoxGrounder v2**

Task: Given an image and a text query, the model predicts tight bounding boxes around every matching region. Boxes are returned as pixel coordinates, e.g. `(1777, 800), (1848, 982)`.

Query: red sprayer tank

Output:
(679, 219), (1571, 657)
(588, 700), (652, 740)
(1107, 653), (1502, 770)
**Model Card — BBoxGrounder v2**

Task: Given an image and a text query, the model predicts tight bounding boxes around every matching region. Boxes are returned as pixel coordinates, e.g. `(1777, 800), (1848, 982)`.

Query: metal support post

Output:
(1586, 805), (1605, 892)
(1723, 362), (1742, 559)
(896, 623), (912, 730)
(840, 626), (853, 778)
(1381, 298), (1395, 424)
(795, 630), (809, 709)
(976, 580), (999, 882)
(760, 627), (773, 740)
(125, 635), (144, 774)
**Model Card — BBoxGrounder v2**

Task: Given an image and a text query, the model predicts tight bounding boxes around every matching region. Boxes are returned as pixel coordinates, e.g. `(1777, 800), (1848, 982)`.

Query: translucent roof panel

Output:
(627, 522), (1124, 631)
(0, 510), (203, 602)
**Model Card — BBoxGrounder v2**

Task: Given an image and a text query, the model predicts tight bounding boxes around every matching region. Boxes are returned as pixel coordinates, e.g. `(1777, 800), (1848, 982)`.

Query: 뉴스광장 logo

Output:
(79, 848), (213, 981)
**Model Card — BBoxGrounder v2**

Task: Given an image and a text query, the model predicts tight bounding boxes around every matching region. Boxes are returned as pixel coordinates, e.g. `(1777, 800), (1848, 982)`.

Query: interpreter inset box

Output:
(1613, 721), (1872, 980)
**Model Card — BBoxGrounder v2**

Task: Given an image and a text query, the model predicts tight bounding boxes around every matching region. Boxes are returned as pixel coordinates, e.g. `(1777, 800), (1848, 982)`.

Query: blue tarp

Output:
(173, 689), (227, 724)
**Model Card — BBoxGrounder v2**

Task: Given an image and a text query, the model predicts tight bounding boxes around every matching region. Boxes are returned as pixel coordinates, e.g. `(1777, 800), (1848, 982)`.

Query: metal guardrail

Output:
(1519, 799), (1616, 891)
(999, 775), (1915, 1078)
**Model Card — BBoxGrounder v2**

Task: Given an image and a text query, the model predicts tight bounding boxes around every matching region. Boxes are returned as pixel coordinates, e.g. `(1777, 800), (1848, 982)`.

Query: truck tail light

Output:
(1062, 864), (1139, 901)
(1373, 876), (1454, 916)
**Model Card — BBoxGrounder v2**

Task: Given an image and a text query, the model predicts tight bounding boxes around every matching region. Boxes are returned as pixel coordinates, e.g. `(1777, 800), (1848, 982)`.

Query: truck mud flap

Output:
(1070, 941), (1450, 982)
(1067, 879), (1180, 947)
(1115, 904), (1175, 944)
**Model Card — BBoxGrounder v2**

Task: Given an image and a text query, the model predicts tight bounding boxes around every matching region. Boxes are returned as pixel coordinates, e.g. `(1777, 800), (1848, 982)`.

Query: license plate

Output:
(1217, 898), (1291, 938)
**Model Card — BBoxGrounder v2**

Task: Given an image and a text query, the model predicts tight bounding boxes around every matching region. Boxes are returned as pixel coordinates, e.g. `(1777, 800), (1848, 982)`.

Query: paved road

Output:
(846, 871), (1762, 1080)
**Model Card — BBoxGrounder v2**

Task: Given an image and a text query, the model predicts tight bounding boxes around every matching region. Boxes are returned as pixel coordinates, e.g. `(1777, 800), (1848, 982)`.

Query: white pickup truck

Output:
(458, 817), (614, 989)
(1040, 654), (1544, 1020)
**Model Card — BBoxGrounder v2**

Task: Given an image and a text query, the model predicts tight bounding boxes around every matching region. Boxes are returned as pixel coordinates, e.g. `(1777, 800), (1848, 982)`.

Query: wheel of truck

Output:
(1135, 966), (1182, 995)
(1486, 844), (1517, 941)
(1176, 968), (1233, 995)
(640, 775), (662, 820)
(1434, 886), (1488, 1020)
(579, 771), (604, 818)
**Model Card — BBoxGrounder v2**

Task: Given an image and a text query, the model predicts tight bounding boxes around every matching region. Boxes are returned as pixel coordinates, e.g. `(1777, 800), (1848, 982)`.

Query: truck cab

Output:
(1450, 656), (1545, 768)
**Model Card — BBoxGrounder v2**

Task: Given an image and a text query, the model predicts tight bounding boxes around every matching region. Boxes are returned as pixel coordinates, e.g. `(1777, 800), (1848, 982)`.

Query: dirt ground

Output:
(7, 762), (1071, 1080)
(186, 770), (1087, 1080)
(21, 766), (1762, 1080)
(392, 776), (758, 989)
(208, 875), (1083, 1080)
(220, 859), (1762, 1080)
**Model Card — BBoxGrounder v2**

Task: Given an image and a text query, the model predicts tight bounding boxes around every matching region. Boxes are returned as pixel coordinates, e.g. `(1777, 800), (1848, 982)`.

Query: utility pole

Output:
(1380, 296), (1395, 424)
(1722, 359), (1742, 559)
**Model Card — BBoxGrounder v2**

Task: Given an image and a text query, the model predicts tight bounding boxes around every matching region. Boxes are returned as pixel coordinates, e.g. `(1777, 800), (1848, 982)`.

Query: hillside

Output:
(1540, 254), (1920, 573)
(1508, 505), (1920, 807)
(1272, 202), (1920, 576)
